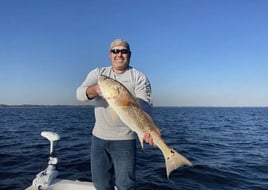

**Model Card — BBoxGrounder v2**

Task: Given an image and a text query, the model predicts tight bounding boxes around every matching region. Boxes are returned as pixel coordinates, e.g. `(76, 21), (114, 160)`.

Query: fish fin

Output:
(108, 106), (119, 121)
(164, 148), (192, 178)
(137, 134), (144, 149)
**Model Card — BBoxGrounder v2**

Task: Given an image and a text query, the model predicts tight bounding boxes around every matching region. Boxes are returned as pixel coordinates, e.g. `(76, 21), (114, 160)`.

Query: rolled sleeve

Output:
(76, 86), (89, 101)
(76, 68), (99, 101)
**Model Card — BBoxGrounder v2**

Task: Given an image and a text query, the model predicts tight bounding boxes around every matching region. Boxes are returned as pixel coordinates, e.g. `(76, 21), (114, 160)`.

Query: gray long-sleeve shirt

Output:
(76, 66), (153, 140)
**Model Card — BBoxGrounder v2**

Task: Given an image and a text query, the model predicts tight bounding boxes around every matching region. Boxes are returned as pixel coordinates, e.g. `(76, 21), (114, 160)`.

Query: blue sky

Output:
(1, 0), (268, 106)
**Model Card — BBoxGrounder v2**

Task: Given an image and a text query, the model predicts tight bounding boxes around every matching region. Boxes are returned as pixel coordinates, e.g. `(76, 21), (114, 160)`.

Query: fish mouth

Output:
(99, 75), (109, 81)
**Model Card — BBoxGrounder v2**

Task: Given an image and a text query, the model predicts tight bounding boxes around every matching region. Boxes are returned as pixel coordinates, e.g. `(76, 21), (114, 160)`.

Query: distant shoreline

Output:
(0, 104), (267, 108)
(0, 104), (93, 108)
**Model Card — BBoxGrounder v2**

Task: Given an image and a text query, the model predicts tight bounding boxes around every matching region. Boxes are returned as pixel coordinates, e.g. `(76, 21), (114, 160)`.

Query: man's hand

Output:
(86, 84), (102, 99)
(143, 128), (161, 147)
(143, 133), (155, 146)
(95, 84), (102, 96)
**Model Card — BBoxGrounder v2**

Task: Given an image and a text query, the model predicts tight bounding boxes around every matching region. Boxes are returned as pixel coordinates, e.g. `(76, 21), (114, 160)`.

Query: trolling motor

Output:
(31, 131), (60, 189)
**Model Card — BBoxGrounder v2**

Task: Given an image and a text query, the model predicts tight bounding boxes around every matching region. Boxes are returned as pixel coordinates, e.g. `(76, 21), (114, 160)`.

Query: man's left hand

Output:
(143, 133), (155, 146)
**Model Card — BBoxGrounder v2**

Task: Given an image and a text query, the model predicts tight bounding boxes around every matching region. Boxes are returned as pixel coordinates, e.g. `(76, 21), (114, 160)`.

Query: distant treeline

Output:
(0, 104), (93, 108)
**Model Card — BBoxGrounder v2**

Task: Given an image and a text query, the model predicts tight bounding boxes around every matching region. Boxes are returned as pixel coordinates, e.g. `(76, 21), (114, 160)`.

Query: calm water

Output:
(0, 107), (268, 190)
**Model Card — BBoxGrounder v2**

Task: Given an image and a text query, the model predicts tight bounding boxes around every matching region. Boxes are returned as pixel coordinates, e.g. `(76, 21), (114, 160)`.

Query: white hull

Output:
(25, 132), (102, 190)
(26, 179), (96, 190)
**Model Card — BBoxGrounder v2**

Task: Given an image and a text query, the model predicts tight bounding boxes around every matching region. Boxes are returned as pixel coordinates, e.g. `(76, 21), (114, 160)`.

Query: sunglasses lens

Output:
(121, 49), (129, 54)
(111, 49), (129, 54)
(111, 49), (119, 54)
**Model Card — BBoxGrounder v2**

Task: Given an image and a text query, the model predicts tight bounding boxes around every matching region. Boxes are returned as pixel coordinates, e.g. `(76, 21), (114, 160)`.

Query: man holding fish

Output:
(76, 39), (156, 190)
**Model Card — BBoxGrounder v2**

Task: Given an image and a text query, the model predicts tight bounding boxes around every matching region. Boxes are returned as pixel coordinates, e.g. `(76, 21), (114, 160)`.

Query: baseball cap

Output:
(110, 39), (130, 50)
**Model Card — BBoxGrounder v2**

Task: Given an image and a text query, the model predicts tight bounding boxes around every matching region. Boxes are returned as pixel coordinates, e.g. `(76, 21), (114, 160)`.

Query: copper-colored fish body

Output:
(98, 75), (192, 177)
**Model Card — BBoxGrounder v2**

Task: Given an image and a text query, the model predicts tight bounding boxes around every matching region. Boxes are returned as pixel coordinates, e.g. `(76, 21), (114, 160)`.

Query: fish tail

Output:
(163, 148), (192, 178)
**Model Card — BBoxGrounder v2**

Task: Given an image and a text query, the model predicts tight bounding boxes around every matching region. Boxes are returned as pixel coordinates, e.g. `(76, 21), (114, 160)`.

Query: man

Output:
(76, 39), (154, 190)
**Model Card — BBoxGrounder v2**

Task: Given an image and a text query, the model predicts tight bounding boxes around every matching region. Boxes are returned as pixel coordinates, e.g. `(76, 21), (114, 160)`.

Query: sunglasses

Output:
(110, 49), (130, 54)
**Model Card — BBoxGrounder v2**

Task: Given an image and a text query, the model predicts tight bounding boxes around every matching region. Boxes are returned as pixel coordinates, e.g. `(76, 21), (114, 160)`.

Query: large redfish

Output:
(98, 75), (192, 177)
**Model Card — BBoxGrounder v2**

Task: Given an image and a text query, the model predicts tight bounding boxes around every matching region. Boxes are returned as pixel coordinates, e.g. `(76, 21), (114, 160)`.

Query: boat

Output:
(25, 131), (104, 190)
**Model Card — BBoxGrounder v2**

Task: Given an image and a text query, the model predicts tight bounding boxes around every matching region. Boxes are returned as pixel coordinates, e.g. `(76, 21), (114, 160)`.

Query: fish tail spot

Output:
(167, 150), (176, 160)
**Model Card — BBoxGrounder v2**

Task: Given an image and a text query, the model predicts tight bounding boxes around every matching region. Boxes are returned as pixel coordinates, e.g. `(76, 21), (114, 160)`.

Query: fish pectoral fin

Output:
(164, 148), (192, 178)
(108, 106), (119, 121)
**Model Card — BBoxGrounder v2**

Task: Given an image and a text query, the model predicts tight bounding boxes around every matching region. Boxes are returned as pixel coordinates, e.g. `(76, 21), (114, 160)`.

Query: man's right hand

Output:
(86, 84), (102, 99)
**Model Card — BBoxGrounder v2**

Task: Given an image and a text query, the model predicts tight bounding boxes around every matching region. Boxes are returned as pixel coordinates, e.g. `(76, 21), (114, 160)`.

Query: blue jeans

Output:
(91, 135), (136, 190)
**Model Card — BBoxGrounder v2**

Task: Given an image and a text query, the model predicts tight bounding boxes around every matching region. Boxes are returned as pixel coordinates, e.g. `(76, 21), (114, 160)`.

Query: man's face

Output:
(109, 45), (131, 73)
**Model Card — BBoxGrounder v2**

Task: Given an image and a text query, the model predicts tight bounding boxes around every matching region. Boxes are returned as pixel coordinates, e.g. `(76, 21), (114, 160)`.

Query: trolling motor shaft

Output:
(31, 131), (60, 189)
(41, 131), (60, 163)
